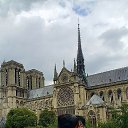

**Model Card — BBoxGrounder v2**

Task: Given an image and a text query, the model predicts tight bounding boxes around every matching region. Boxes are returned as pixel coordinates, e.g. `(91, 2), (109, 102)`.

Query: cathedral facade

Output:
(0, 24), (128, 126)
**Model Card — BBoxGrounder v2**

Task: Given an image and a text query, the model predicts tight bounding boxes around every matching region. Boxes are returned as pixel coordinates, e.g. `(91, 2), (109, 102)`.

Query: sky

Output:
(0, 0), (128, 85)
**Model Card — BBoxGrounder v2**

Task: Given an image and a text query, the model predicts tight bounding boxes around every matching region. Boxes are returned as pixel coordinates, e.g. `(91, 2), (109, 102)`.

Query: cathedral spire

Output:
(53, 64), (58, 83)
(77, 23), (84, 61)
(77, 23), (86, 82)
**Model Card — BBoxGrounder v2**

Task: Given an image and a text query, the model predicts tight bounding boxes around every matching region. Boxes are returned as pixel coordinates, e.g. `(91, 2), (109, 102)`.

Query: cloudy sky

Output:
(0, 0), (128, 85)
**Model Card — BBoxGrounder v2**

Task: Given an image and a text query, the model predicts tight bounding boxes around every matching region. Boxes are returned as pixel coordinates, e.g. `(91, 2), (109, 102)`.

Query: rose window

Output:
(57, 87), (74, 106)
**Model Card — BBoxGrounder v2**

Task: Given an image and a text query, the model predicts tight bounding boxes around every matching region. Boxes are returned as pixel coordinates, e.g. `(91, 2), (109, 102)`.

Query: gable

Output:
(57, 67), (72, 83)
(86, 94), (104, 106)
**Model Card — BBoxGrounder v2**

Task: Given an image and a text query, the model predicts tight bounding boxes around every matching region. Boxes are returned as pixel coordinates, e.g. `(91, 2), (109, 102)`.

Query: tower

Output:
(76, 23), (87, 83)
(0, 60), (27, 117)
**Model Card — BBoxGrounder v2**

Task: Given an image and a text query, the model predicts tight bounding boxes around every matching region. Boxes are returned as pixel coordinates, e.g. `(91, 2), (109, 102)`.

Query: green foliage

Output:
(25, 125), (43, 128)
(98, 121), (117, 128)
(47, 119), (57, 128)
(115, 103), (128, 128)
(98, 103), (128, 128)
(85, 120), (92, 128)
(5, 108), (37, 128)
(39, 109), (56, 127)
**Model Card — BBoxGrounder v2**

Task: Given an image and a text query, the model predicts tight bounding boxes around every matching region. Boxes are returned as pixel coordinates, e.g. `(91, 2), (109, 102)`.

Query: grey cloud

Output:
(99, 27), (128, 50)
(86, 51), (128, 76)
(0, 15), (78, 85)
(0, 0), (46, 16)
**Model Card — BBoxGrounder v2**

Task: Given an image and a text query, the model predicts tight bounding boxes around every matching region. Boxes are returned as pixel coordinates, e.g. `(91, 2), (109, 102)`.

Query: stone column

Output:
(79, 85), (85, 106)
(20, 71), (24, 87)
(74, 83), (79, 115)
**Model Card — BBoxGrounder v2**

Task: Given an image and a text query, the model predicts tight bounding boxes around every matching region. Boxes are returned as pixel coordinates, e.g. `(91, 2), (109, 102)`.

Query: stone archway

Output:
(88, 110), (96, 127)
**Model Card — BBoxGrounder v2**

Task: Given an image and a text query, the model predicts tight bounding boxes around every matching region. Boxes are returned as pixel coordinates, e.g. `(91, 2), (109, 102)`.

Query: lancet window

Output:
(117, 88), (122, 100)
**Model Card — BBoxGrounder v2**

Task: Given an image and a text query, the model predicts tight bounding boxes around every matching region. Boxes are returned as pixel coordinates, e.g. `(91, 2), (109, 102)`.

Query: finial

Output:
(53, 64), (58, 83)
(73, 58), (77, 73)
(55, 64), (57, 70)
(3, 59), (6, 63)
(78, 17), (80, 29)
(63, 60), (65, 67)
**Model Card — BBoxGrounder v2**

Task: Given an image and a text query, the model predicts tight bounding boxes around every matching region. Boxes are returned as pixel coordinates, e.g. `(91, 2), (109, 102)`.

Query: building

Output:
(0, 24), (128, 127)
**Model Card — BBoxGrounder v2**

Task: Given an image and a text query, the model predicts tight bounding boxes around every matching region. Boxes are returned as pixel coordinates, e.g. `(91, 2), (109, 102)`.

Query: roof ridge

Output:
(88, 66), (128, 77)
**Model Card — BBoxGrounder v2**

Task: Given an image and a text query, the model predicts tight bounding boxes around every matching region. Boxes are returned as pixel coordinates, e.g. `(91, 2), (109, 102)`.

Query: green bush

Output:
(25, 125), (43, 128)
(98, 103), (128, 128)
(5, 108), (37, 128)
(39, 109), (57, 127)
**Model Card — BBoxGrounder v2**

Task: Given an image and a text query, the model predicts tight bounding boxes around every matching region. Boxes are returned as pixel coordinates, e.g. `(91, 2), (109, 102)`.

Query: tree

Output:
(115, 103), (128, 128)
(39, 109), (56, 127)
(5, 108), (37, 128)
(98, 121), (117, 128)
(98, 103), (128, 128)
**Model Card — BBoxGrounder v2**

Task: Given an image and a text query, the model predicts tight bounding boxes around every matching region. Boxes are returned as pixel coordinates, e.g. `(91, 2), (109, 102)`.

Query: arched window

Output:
(39, 77), (41, 88)
(126, 87), (128, 98)
(5, 69), (8, 86)
(36, 77), (38, 88)
(18, 69), (21, 86)
(117, 88), (122, 100)
(15, 68), (17, 84)
(88, 110), (96, 127)
(20, 101), (23, 106)
(26, 76), (29, 89)
(108, 90), (113, 103)
(99, 91), (104, 101)
(30, 75), (32, 89)
(16, 100), (19, 108)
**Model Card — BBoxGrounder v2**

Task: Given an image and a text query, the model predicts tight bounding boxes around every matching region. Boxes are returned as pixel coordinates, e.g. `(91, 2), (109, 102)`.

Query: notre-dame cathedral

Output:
(0, 24), (128, 126)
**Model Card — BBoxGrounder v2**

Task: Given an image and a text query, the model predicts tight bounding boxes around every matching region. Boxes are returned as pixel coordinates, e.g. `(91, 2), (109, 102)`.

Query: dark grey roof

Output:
(87, 67), (128, 87)
(28, 67), (128, 99)
(86, 94), (104, 105)
(0, 117), (6, 128)
(29, 85), (54, 99)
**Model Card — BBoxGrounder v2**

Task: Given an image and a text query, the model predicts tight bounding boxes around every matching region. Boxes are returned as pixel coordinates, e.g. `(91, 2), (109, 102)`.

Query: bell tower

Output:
(0, 60), (27, 117)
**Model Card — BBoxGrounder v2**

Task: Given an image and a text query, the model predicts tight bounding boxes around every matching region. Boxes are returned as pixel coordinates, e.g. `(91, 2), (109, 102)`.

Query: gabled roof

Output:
(87, 66), (128, 87)
(58, 67), (71, 78)
(86, 94), (104, 106)
(28, 85), (54, 99)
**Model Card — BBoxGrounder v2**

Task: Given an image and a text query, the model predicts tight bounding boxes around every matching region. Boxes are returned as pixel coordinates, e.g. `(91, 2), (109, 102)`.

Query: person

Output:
(76, 115), (85, 128)
(58, 114), (78, 128)
(58, 114), (85, 128)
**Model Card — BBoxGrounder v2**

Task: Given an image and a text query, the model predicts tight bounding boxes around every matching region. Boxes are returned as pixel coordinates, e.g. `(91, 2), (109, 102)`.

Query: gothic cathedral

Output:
(0, 24), (128, 127)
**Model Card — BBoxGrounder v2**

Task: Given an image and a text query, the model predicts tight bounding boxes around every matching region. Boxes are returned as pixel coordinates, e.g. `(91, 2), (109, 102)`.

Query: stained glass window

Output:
(57, 87), (74, 106)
